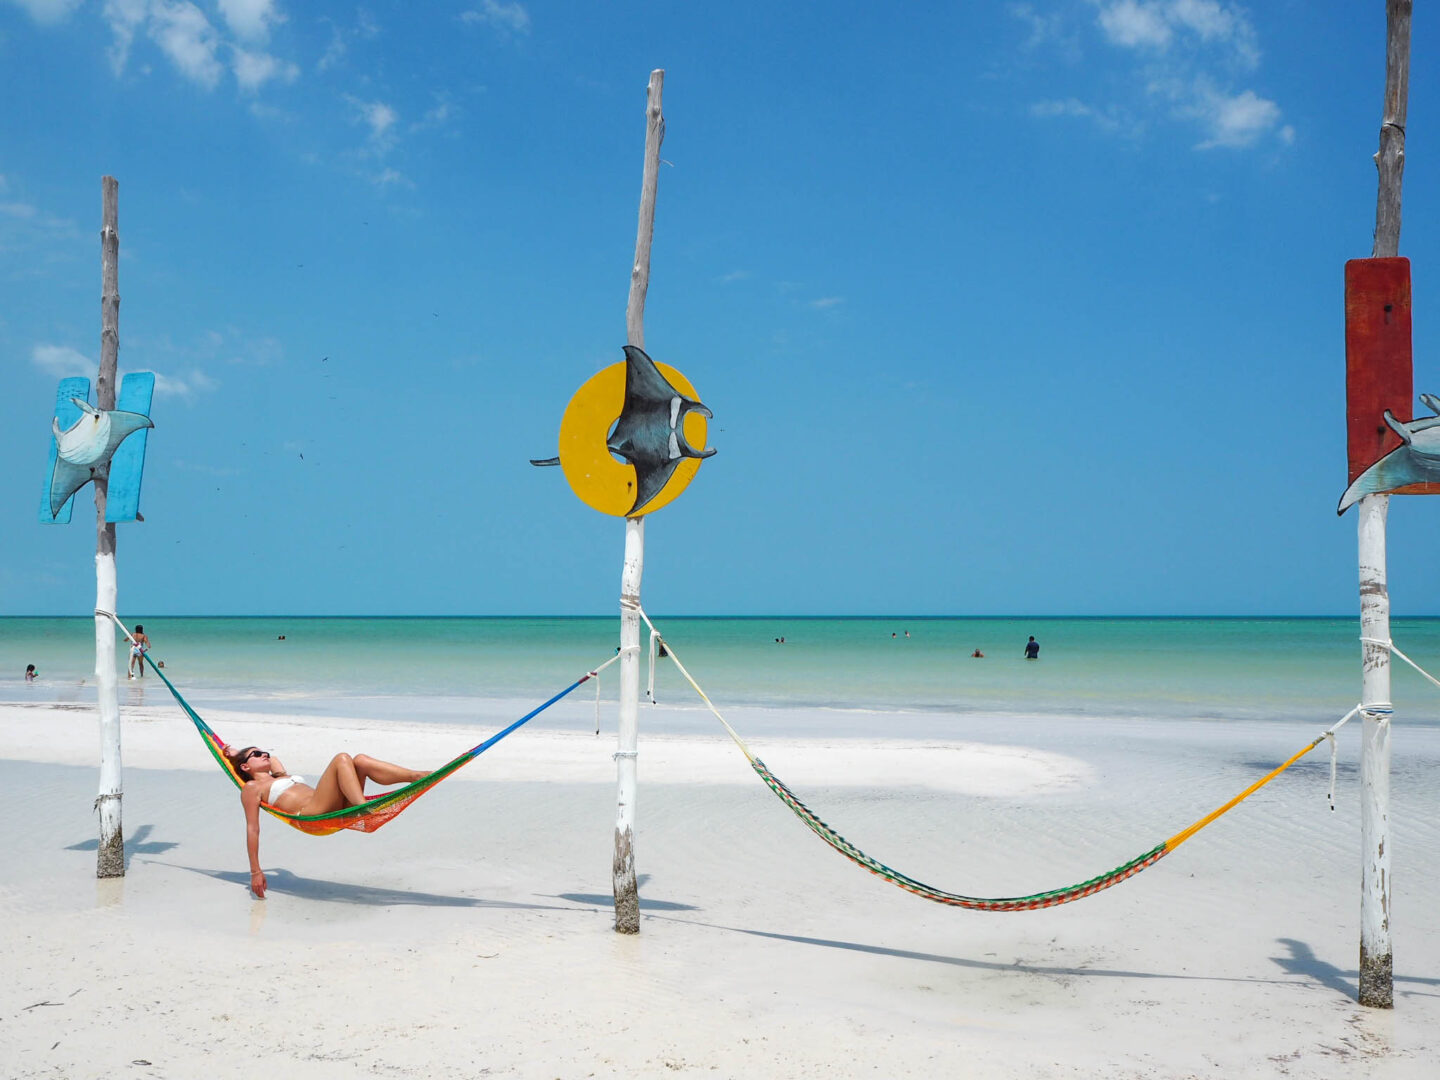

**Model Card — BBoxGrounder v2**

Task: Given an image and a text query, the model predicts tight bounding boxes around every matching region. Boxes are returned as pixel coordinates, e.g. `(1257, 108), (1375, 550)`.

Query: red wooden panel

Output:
(1346, 257), (1414, 484)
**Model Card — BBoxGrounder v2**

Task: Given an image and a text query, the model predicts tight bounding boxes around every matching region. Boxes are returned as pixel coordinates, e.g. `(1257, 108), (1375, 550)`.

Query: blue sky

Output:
(3, 0), (1439, 616)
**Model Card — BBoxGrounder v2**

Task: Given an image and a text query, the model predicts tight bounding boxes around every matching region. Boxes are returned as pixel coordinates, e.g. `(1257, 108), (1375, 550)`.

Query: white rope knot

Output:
(1360, 702), (1394, 731)
(612, 749), (638, 760)
(92, 792), (123, 812)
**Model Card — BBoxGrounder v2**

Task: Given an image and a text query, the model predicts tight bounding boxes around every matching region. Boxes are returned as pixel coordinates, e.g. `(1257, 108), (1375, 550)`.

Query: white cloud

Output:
(1031, 98), (1093, 119)
(410, 99), (454, 133)
(1029, 97), (1127, 134)
(216, 0), (282, 42)
(1169, 0), (1255, 61)
(461, 0), (530, 35)
(6, 0), (84, 24)
(150, 368), (218, 399)
(32, 343), (93, 378)
(32, 344), (219, 402)
(0, 184), (80, 266)
(102, 0), (299, 91)
(233, 46), (298, 91)
(372, 168), (413, 189)
(1097, 0), (1171, 49)
(363, 101), (396, 139)
(809, 297), (844, 310)
(1189, 84), (1284, 148)
(148, 0), (223, 89)
(102, 0), (148, 74)
(1009, 2), (1067, 50)
(1094, 0), (1259, 67)
(1037, 1), (1285, 150)
(348, 97), (399, 155)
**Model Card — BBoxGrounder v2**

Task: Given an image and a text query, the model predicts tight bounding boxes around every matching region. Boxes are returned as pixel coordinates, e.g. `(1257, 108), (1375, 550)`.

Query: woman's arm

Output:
(241, 783), (266, 898)
(269, 755), (288, 777)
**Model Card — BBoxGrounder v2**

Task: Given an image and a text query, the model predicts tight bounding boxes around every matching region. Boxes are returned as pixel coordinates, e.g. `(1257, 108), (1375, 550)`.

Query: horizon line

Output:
(0, 613), (1402, 621)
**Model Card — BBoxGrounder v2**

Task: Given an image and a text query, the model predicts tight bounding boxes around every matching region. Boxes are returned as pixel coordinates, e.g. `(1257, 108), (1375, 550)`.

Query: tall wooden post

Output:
(1357, 0), (1409, 1010)
(95, 176), (124, 878)
(613, 69), (664, 933)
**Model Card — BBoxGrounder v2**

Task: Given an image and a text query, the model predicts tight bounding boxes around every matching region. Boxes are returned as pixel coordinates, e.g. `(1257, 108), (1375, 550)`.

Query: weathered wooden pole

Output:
(1356, 0), (1409, 1011)
(613, 68), (664, 934)
(95, 175), (124, 878)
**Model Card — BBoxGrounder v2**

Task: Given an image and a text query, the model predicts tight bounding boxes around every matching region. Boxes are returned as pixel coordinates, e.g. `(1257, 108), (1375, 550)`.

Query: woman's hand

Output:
(250, 869), (267, 898)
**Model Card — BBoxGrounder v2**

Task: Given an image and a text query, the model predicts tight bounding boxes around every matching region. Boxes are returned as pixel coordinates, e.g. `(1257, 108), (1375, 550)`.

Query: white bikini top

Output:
(266, 776), (307, 804)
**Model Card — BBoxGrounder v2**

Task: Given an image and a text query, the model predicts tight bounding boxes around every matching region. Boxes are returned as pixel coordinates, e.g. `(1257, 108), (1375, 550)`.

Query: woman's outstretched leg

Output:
(353, 754), (425, 786)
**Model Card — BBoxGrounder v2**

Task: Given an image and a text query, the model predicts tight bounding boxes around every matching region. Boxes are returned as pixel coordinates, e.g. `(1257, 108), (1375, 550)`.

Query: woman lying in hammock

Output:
(223, 746), (426, 898)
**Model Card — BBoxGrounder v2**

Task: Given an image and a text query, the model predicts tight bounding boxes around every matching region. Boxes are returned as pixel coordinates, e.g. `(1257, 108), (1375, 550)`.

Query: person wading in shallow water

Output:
(128, 624), (151, 679)
(1024, 636), (1040, 660)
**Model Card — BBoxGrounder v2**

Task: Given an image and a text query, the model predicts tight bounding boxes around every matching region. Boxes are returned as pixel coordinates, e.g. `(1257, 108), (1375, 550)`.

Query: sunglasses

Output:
(239, 749), (269, 764)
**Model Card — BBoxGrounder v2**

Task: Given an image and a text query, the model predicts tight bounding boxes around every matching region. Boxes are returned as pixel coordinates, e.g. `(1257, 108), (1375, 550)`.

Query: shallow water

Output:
(5, 616), (1440, 728)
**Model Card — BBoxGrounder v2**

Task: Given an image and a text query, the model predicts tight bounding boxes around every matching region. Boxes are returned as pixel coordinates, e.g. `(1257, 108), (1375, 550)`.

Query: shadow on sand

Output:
(1272, 937), (1440, 1000)
(65, 823), (179, 869)
(645, 917), (1440, 999)
(146, 860), (588, 912)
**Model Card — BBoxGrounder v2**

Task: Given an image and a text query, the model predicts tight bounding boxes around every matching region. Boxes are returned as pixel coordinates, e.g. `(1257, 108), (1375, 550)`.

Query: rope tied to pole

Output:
(592, 644), (642, 735)
(1361, 634), (1440, 694)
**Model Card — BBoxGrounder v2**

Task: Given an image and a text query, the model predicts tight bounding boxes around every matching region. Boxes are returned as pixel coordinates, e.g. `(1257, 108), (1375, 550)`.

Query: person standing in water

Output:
(25, 664), (38, 681)
(128, 624), (151, 678)
(1023, 636), (1040, 660)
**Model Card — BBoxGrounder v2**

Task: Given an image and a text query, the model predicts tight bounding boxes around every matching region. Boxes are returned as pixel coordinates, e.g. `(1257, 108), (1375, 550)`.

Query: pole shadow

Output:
(1272, 938), (1440, 1000)
(145, 859), (591, 912)
(553, 892), (700, 912)
(65, 823), (178, 869)
(547, 873), (700, 912)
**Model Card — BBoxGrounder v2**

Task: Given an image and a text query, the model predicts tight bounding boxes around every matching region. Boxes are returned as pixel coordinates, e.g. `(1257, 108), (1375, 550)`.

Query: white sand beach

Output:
(3, 697), (1439, 1079)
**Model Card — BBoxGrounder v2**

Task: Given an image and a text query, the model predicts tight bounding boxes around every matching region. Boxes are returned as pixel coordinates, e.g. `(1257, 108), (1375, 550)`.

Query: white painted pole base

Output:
(1357, 493), (1392, 1008)
(95, 549), (123, 878)
(613, 517), (644, 933)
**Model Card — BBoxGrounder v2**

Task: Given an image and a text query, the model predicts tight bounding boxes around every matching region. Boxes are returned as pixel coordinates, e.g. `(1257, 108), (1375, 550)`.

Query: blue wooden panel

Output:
(39, 378), (90, 524)
(107, 372), (156, 523)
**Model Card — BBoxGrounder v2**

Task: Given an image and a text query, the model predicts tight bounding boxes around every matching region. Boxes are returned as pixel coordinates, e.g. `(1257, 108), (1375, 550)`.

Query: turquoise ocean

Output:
(4, 616), (1440, 730)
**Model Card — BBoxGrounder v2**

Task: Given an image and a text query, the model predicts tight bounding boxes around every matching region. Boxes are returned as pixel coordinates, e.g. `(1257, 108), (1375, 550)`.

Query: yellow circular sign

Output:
(557, 358), (710, 517)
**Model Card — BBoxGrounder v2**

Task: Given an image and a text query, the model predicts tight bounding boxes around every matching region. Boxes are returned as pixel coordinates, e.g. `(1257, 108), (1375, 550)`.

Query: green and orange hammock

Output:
(138, 648), (621, 836)
(637, 607), (1364, 912)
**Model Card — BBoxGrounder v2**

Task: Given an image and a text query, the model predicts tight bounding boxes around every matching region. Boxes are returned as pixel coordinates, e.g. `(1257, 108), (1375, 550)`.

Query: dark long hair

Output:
(226, 746), (260, 780)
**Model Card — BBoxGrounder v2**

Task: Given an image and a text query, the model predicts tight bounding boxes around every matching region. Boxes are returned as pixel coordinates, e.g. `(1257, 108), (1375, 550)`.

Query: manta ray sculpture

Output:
(47, 398), (154, 519)
(1338, 393), (1440, 514)
(532, 345), (716, 515)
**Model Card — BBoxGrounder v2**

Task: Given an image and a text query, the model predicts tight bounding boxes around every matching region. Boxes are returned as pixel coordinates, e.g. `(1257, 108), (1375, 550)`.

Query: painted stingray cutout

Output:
(47, 398), (154, 519)
(532, 345), (715, 515)
(1338, 393), (1440, 514)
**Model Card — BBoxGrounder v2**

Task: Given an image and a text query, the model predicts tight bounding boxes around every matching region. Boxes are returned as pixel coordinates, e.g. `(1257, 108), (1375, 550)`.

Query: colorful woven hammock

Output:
(140, 649), (618, 837)
(641, 608), (1359, 912)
